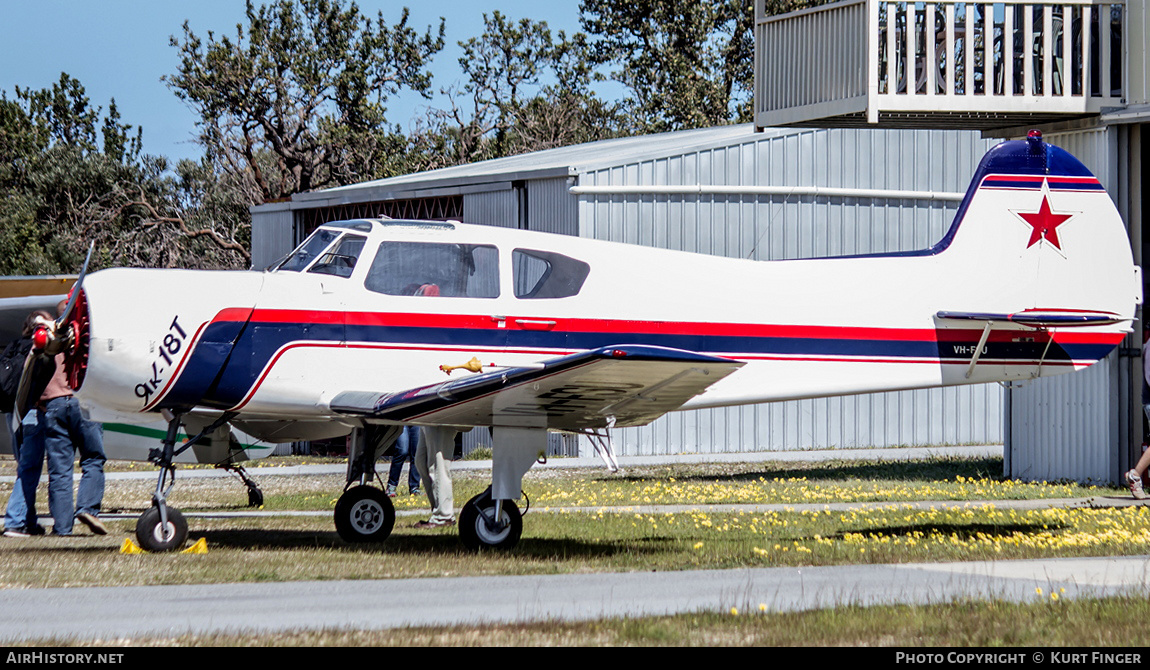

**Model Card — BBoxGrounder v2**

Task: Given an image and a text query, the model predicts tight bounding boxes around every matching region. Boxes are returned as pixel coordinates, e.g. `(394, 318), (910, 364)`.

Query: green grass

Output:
(25, 597), (1150, 647)
(48, 456), (1111, 519)
(2, 455), (1145, 589)
(2, 454), (1147, 647)
(1, 486), (1146, 588)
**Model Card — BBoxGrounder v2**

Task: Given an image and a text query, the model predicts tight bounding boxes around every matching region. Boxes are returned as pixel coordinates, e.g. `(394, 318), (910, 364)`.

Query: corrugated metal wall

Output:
(1007, 126), (1125, 483)
(576, 127), (1004, 453)
(250, 205), (295, 270)
(463, 188), (518, 228)
(527, 178), (579, 236)
(1007, 355), (1117, 484)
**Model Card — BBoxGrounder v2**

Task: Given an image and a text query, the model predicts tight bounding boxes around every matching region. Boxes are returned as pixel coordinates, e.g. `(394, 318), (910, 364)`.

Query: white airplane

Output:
(27, 132), (1142, 551)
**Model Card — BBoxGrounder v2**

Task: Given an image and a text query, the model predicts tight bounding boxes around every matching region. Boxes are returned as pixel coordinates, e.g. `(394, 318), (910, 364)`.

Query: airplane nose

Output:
(75, 268), (264, 414)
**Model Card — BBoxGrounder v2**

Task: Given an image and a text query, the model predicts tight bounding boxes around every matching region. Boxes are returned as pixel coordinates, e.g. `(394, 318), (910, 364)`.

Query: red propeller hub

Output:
(32, 326), (50, 351)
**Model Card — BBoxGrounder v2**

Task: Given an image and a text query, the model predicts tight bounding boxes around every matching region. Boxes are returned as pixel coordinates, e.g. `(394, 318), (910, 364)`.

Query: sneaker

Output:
(76, 512), (108, 535)
(410, 488), (421, 496)
(1126, 470), (1147, 500)
(3, 528), (30, 538)
(413, 518), (455, 529)
(385, 485), (397, 498)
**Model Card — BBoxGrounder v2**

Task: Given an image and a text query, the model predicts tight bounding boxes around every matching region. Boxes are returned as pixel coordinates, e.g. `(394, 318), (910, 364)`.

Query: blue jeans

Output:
(387, 426), (421, 492)
(18, 397), (104, 535)
(3, 412), (37, 531)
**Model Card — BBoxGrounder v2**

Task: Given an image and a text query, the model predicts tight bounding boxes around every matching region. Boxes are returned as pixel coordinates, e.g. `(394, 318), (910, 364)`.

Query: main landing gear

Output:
(334, 425), (401, 543)
(459, 487), (522, 550)
(334, 485), (395, 542)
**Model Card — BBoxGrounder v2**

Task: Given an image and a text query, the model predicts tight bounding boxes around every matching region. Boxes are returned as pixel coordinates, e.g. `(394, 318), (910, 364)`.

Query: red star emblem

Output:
(1018, 194), (1073, 250)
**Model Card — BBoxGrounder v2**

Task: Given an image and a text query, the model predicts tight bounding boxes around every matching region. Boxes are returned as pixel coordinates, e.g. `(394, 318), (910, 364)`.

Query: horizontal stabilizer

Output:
(330, 345), (743, 430)
(936, 309), (1128, 328)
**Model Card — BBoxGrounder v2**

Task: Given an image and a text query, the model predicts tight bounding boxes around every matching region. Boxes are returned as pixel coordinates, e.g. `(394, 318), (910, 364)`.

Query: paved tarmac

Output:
(0, 556), (1147, 643)
(2, 444), (1148, 643)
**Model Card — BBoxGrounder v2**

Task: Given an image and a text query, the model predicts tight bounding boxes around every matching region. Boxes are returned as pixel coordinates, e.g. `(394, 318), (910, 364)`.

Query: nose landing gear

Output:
(137, 411), (237, 552)
(136, 506), (188, 552)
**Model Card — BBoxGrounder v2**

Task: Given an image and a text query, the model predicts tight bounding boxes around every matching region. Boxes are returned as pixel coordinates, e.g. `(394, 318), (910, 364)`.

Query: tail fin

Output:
(933, 133), (1140, 376)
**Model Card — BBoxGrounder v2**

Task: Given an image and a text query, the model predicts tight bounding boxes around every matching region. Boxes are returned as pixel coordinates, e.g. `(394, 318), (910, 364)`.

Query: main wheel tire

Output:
(334, 486), (395, 543)
(135, 506), (188, 552)
(459, 492), (522, 550)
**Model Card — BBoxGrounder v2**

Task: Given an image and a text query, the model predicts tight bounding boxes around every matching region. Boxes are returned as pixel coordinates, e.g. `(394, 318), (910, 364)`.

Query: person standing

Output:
(2, 311), (49, 537)
(16, 305), (107, 535)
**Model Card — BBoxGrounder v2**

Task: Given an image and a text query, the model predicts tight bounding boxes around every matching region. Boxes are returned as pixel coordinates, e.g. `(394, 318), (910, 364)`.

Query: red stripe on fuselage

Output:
(213, 308), (1124, 346)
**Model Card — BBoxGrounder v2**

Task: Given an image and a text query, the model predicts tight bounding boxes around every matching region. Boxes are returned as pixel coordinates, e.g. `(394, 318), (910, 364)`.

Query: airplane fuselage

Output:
(72, 161), (1138, 440)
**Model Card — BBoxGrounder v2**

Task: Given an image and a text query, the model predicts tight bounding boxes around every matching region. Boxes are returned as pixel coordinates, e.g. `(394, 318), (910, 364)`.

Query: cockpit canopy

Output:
(274, 220), (590, 300)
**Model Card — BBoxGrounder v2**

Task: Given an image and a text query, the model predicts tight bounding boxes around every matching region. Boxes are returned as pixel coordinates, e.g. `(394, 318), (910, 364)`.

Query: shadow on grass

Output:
(184, 527), (666, 558)
(608, 457), (1005, 485)
(822, 521), (1063, 541)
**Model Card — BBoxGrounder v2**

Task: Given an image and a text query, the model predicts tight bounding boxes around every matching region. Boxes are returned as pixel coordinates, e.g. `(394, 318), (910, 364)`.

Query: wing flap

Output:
(330, 345), (743, 430)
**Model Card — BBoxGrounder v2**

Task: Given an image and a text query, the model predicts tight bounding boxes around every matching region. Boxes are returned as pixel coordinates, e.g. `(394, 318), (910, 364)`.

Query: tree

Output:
(414, 13), (627, 168)
(579, 0), (755, 131)
(167, 0), (446, 202)
(0, 74), (251, 273)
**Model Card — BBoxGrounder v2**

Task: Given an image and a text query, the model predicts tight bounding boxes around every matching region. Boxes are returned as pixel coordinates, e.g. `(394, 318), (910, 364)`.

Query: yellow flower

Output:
(693, 541), (704, 550)
(730, 607), (738, 616)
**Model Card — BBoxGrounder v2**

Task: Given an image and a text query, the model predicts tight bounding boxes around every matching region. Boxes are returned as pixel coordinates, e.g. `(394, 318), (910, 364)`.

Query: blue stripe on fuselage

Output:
(152, 319), (1105, 411)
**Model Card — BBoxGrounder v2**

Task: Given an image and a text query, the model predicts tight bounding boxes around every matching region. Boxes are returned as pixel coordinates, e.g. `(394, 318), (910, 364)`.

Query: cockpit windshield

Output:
(276, 228), (342, 272)
(308, 235), (366, 278)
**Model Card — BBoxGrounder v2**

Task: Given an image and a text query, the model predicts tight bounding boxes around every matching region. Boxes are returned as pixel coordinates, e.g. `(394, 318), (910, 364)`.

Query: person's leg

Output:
(406, 426), (421, 493)
(42, 399), (75, 535)
(422, 427), (454, 524)
(15, 410), (46, 532)
(71, 399), (105, 518)
(414, 428), (437, 515)
(3, 422), (27, 531)
(1131, 408), (1150, 498)
(386, 428), (410, 494)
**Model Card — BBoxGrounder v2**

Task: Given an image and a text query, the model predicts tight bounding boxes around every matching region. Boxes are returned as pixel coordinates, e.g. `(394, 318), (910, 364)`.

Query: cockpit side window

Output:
(308, 235), (366, 278)
(513, 249), (590, 299)
(364, 242), (499, 298)
(276, 228), (341, 272)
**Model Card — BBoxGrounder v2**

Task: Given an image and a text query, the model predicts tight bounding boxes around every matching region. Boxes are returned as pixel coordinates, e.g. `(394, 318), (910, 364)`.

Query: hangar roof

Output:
(288, 124), (790, 207)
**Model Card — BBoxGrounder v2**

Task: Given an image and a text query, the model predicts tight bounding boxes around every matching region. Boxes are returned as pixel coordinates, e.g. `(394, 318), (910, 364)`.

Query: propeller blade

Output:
(57, 241), (94, 326)
(13, 349), (44, 419)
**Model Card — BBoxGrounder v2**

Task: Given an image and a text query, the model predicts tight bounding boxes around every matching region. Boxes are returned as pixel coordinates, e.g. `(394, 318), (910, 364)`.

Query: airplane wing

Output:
(330, 345), (743, 430)
(0, 276), (75, 342)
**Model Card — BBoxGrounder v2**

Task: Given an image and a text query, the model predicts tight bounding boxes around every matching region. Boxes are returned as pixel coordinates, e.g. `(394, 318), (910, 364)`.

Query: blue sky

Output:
(0, 1), (584, 163)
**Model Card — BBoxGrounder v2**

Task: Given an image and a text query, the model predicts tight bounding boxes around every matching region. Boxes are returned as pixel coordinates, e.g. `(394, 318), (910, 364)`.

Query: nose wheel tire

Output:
(334, 485), (395, 543)
(460, 491), (522, 551)
(135, 506), (188, 552)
